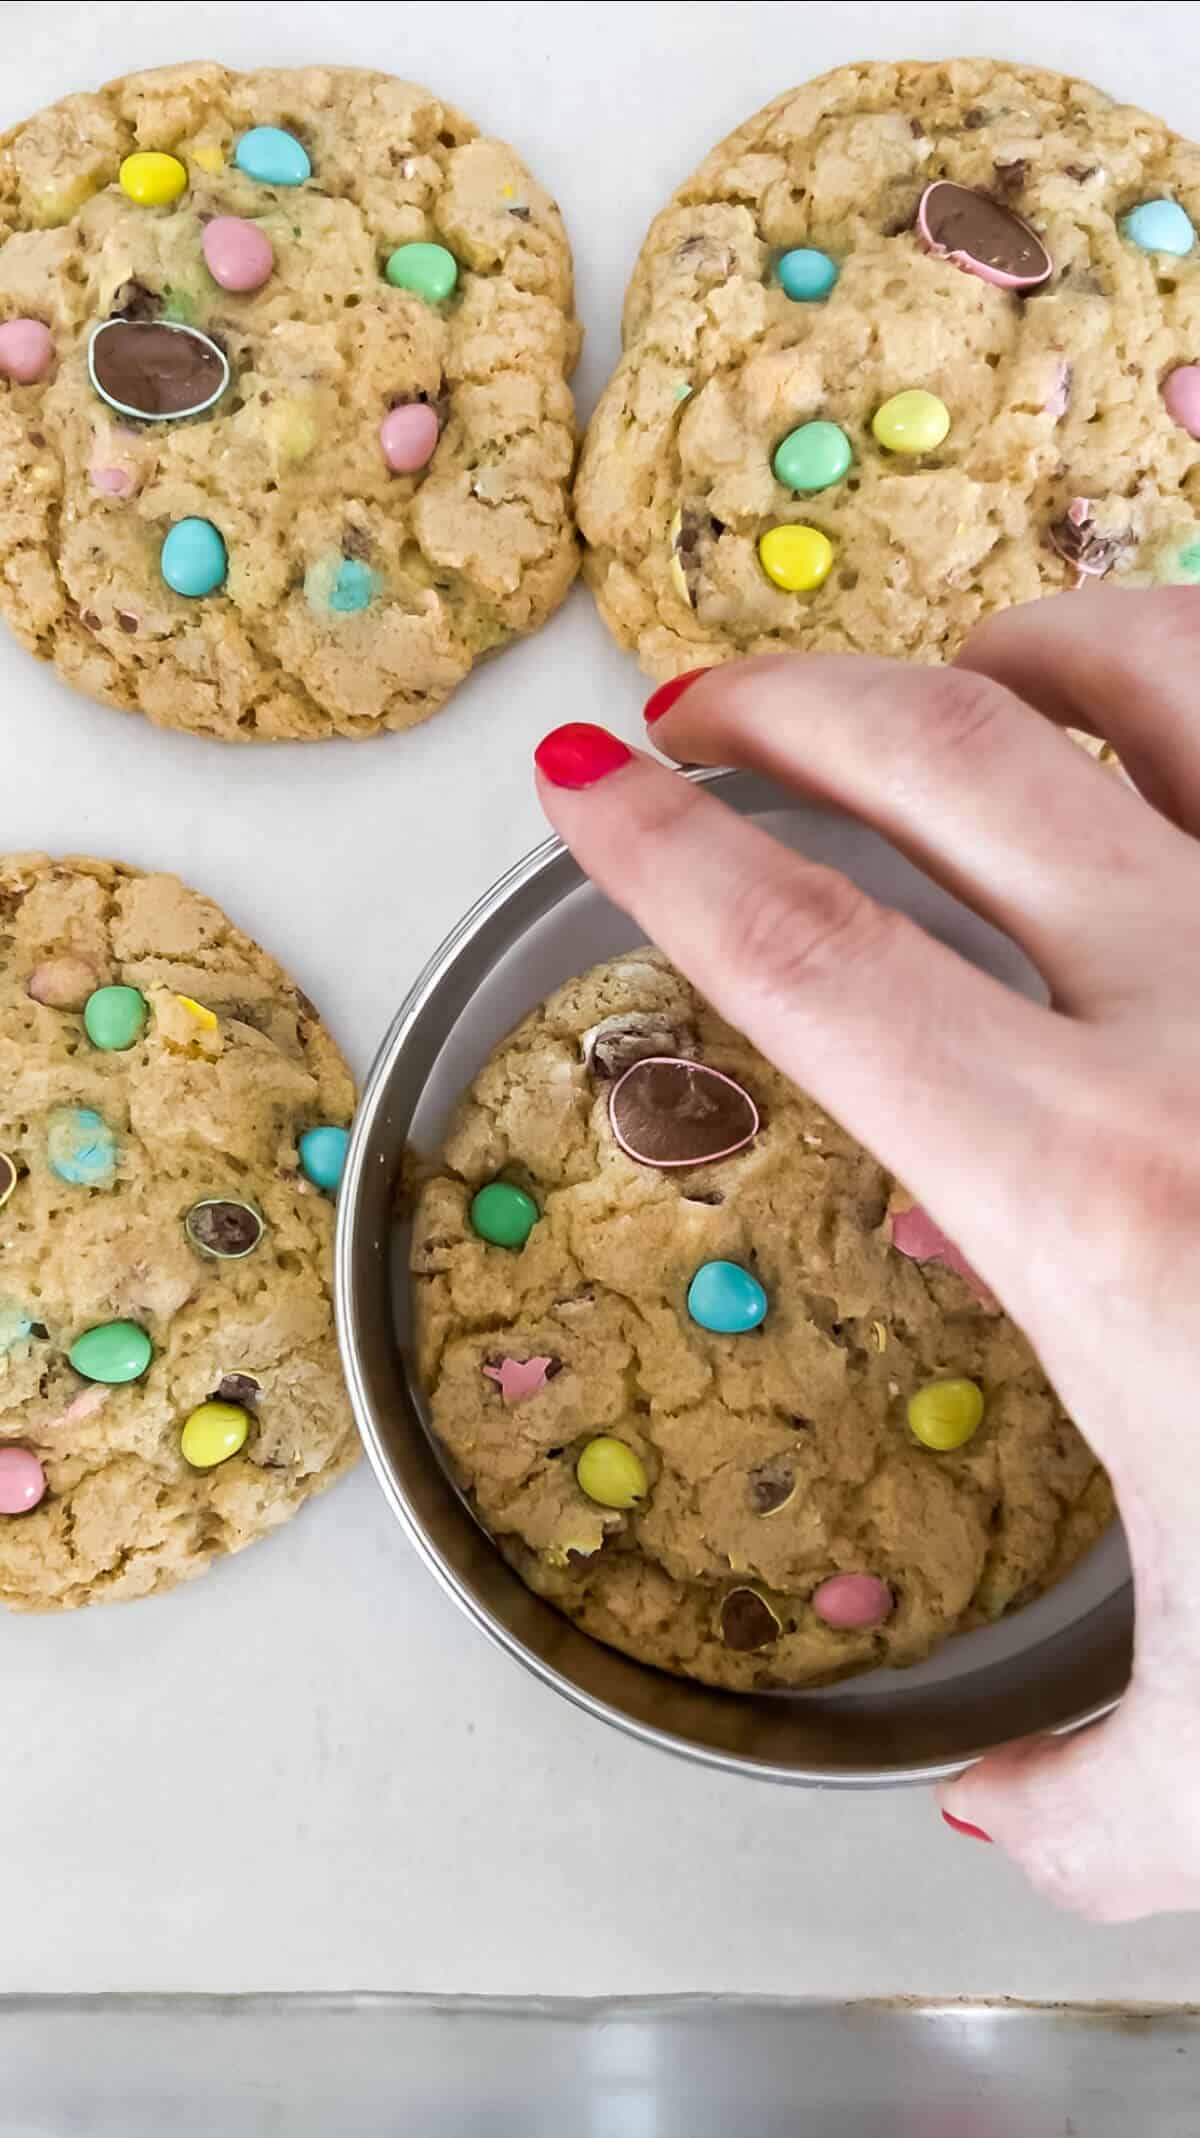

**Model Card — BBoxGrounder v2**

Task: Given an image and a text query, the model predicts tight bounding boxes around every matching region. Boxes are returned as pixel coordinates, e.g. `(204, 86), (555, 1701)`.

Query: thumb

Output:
(938, 1703), (1197, 1922)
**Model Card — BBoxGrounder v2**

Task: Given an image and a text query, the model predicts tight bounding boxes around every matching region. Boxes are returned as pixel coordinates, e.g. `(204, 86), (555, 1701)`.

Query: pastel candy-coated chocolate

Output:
(917, 181), (1052, 289)
(119, 151), (188, 207)
(202, 215), (275, 292)
(47, 1106), (117, 1188)
(872, 389), (950, 454)
(758, 524), (833, 592)
(777, 247), (838, 301)
(812, 1573), (893, 1629)
(772, 419), (852, 493)
(687, 1260), (768, 1333)
(69, 1320), (153, 1385)
(235, 126), (311, 187)
(380, 402), (440, 472)
(0, 318), (54, 383)
(576, 1436), (648, 1509)
(298, 1125), (350, 1192)
(470, 1179), (538, 1247)
(385, 242), (458, 303)
(1162, 365), (1200, 437)
(27, 954), (99, 1009)
(908, 1376), (985, 1451)
(181, 1401), (250, 1469)
(0, 1447), (46, 1515)
(328, 559), (373, 613)
(83, 984), (147, 1052)
(1122, 198), (1195, 256)
(161, 518), (227, 597)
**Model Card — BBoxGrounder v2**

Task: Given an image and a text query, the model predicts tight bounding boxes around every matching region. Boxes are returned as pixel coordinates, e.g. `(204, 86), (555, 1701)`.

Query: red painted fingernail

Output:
(534, 722), (634, 790)
(942, 1811), (993, 1844)
(644, 669), (708, 726)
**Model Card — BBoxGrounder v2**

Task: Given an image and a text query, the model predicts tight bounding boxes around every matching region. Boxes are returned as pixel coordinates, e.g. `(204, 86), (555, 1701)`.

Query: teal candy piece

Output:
(69, 1320), (153, 1385)
(772, 420), (852, 494)
(328, 559), (373, 613)
(161, 518), (227, 597)
(47, 1107), (117, 1189)
(687, 1260), (768, 1334)
(83, 985), (147, 1052)
(235, 126), (311, 187)
(298, 1125), (350, 1192)
(777, 248), (839, 301)
(1175, 540), (1200, 581)
(0, 1297), (33, 1352)
(1121, 198), (1196, 256)
(385, 242), (459, 303)
(470, 1181), (538, 1248)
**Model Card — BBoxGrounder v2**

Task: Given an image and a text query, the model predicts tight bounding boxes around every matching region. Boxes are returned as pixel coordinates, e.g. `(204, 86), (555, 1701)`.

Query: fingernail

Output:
(942, 1811), (993, 1844)
(644, 669), (708, 726)
(534, 722), (635, 790)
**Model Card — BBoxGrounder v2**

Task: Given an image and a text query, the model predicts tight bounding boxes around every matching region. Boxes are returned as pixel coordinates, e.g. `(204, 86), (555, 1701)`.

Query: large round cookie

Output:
(412, 952), (1112, 1692)
(0, 855), (357, 1611)
(0, 63), (579, 740)
(577, 60), (1200, 681)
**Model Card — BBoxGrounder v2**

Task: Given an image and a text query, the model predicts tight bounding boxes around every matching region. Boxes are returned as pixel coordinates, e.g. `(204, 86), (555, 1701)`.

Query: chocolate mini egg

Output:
(608, 1057), (758, 1169)
(0, 1152), (15, 1209)
(185, 1197), (265, 1260)
(87, 318), (229, 422)
(917, 180), (1052, 289)
(719, 1587), (780, 1652)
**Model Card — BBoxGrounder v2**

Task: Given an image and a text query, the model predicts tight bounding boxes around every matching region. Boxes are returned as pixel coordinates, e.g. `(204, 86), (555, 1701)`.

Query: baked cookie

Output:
(0, 855), (357, 1611)
(577, 59), (1200, 683)
(411, 951), (1112, 1692)
(0, 63), (579, 740)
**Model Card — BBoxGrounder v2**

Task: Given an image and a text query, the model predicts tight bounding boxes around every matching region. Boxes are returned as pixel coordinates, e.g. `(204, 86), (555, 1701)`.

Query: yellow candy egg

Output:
(872, 389), (951, 455)
(181, 1401), (250, 1470)
(120, 152), (188, 208)
(758, 524), (834, 592)
(907, 1377), (984, 1451)
(576, 1436), (648, 1510)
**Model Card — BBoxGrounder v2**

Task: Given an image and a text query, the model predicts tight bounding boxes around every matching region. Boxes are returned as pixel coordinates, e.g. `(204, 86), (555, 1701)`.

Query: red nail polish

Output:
(644, 669), (708, 726)
(534, 722), (634, 790)
(942, 1811), (993, 1844)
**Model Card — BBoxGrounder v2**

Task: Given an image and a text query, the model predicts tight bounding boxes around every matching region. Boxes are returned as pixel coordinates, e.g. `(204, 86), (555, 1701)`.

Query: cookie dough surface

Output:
(0, 855), (357, 1611)
(412, 952), (1112, 1691)
(0, 63), (579, 740)
(577, 59), (1200, 682)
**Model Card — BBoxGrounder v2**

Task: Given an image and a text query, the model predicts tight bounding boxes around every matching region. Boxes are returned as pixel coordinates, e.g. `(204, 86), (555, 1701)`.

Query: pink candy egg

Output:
(0, 1446), (46, 1515)
(201, 216), (274, 293)
(91, 465), (134, 496)
(1162, 365), (1200, 439)
(812, 1573), (893, 1630)
(0, 318), (54, 384)
(380, 401), (439, 473)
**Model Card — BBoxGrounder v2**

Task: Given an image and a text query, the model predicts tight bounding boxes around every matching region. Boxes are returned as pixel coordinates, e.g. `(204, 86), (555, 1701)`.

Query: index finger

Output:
(533, 725), (1067, 1290)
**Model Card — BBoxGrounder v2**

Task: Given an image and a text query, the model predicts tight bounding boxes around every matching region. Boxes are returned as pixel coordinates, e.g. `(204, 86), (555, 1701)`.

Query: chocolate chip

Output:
(80, 611), (101, 632)
(115, 611), (139, 634)
(215, 1373), (260, 1410)
(29, 1322), (48, 1341)
(919, 180), (1051, 286)
(720, 1588), (781, 1651)
(27, 431), (45, 447)
(508, 205), (532, 221)
(748, 1460), (795, 1516)
(1048, 498), (1134, 578)
(1065, 164), (1098, 183)
(789, 1415), (813, 1432)
(963, 108), (987, 129)
(683, 1190), (724, 1206)
(993, 159), (1028, 195)
(89, 319), (229, 421)
(609, 1057), (758, 1169)
(909, 117), (926, 139)
(544, 1358), (564, 1381)
(110, 280), (162, 321)
(342, 525), (371, 561)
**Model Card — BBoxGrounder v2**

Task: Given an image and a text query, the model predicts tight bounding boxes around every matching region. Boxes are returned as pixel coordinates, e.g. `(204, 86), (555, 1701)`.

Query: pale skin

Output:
(533, 587), (1200, 1923)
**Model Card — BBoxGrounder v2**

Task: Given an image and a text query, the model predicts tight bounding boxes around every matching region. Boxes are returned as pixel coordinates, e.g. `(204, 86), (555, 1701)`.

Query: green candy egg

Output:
(385, 241), (458, 303)
(470, 1180), (538, 1249)
(83, 985), (148, 1052)
(69, 1319), (153, 1385)
(772, 420), (852, 494)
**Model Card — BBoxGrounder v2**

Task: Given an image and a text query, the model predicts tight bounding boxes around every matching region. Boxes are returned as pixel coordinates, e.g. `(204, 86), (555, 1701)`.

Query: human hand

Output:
(533, 587), (1200, 1922)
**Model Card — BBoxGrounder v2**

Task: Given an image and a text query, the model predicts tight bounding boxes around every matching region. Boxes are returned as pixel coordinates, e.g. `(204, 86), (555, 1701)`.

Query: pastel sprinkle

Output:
(482, 1356), (555, 1404)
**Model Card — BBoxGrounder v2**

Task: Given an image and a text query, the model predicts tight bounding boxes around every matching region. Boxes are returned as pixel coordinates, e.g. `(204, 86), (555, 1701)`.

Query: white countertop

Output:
(4, 0), (1199, 2000)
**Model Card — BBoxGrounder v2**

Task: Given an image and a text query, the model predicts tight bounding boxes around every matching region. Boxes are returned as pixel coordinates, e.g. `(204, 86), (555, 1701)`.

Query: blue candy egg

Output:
(777, 247), (839, 301)
(1121, 198), (1196, 257)
(161, 518), (227, 598)
(328, 559), (373, 613)
(687, 1260), (768, 1334)
(299, 1126), (350, 1193)
(235, 126), (311, 188)
(47, 1106), (118, 1189)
